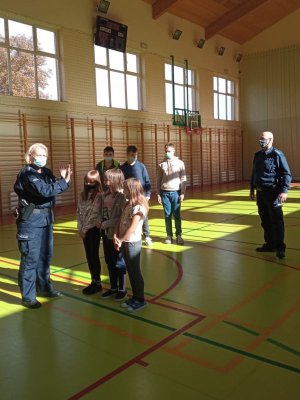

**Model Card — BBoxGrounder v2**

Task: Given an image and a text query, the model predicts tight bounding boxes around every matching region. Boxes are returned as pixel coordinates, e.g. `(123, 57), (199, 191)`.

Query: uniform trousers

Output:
(256, 188), (285, 251)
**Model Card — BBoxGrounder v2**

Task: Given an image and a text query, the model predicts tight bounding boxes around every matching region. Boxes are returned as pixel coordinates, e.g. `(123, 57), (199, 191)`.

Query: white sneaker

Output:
(144, 236), (153, 246)
(165, 236), (173, 244)
(176, 235), (184, 245)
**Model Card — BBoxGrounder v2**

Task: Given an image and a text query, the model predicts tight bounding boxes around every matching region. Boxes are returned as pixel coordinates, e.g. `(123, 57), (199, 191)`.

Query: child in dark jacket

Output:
(100, 169), (127, 301)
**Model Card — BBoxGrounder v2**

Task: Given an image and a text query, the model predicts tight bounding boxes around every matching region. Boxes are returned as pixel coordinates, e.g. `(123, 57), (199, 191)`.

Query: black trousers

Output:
(256, 189), (285, 251)
(83, 226), (101, 282)
(102, 233), (126, 290)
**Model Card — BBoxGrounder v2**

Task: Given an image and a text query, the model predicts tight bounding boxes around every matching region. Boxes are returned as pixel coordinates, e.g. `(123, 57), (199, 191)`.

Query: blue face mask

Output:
(259, 139), (270, 149)
(33, 156), (47, 168)
(104, 156), (113, 162)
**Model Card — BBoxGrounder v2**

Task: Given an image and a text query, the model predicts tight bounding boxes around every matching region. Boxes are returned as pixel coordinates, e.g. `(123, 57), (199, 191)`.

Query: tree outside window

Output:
(0, 17), (59, 100)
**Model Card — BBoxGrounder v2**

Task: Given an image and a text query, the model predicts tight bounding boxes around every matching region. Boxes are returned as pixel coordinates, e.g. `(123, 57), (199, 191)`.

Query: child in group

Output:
(100, 169), (128, 301)
(113, 178), (149, 312)
(77, 170), (103, 295)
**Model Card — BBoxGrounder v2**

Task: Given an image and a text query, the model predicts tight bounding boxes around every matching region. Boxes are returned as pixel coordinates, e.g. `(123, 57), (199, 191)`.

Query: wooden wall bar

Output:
(0, 112), (242, 215)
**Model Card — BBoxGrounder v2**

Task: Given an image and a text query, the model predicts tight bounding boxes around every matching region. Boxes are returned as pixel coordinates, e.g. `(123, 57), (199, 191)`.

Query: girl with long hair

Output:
(100, 169), (127, 301)
(77, 170), (103, 294)
(114, 178), (149, 312)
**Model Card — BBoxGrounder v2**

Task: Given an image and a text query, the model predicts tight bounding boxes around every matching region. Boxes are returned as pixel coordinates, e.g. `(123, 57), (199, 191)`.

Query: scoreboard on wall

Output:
(95, 16), (128, 53)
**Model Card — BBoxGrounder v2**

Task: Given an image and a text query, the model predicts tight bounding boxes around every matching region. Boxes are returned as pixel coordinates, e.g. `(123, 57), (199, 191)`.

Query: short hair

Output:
(127, 145), (138, 153)
(25, 143), (48, 164)
(104, 146), (114, 154)
(165, 142), (175, 150)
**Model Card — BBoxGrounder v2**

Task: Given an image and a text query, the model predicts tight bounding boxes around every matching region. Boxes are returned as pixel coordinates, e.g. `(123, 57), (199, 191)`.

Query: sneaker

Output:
(256, 243), (275, 252)
(38, 290), (62, 298)
(121, 298), (135, 308)
(276, 250), (285, 259)
(144, 236), (153, 246)
(22, 299), (42, 309)
(165, 236), (173, 244)
(127, 300), (147, 313)
(82, 282), (102, 295)
(114, 291), (127, 301)
(176, 235), (184, 245)
(101, 289), (117, 299)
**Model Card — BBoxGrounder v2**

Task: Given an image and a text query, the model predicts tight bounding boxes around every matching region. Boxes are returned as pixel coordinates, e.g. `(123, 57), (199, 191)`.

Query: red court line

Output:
(172, 269), (293, 352)
(223, 297), (300, 373)
(0, 258), (19, 267)
(67, 314), (204, 400)
(150, 249), (183, 301)
(148, 298), (203, 317)
(186, 242), (300, 272)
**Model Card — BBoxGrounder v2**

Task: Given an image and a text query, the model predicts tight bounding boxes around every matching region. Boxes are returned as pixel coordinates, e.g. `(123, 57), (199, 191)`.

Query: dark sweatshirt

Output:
(120, 160), (151, 198)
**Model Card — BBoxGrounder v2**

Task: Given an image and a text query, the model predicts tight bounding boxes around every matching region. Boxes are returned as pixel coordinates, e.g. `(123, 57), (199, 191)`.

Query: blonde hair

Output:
(165, 142), (175, 151)
(105, 169), (124, 194)
(124, 178), (149, 212)
(25, 143), (48, 164)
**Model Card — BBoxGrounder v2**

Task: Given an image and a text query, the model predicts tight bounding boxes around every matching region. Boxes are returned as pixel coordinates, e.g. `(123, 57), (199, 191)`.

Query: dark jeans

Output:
(122, 241), (144, 301)
(83, 226), (101, 282)
(256, 189), (285, 251)
(160, 190), (182, 237)
(102, 234), (126, 290)
(17, 224), (53, 302)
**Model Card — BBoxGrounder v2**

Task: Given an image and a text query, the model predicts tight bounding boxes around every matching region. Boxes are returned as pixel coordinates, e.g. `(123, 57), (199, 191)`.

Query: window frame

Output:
(0, 16), (61, 100)
(213, 76), (237, 121)
(164, 62), (196, 115)
(94, 47), (142, 110)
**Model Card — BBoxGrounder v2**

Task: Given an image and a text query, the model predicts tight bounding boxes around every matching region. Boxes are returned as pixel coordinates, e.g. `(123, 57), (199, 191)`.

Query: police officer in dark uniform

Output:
(14, 143), (72, 308)
(250, 131), (292, 259)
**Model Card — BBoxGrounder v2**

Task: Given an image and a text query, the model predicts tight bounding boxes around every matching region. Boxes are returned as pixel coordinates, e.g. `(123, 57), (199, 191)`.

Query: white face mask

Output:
(33, 156), (47, 168)
(128, 156), (137, 165)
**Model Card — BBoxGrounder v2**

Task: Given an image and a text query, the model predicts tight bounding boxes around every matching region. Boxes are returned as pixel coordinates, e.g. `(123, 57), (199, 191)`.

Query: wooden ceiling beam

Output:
(205, 0), (269, 39)
(152, 0), (179, 19)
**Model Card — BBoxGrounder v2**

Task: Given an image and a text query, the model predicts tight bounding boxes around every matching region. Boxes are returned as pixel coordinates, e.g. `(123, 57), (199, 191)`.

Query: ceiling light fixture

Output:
(97, 0), (110, 14)
(196, 38), (206, 48)
(217, 46), (225, 56)
(172, 29), (183, 40)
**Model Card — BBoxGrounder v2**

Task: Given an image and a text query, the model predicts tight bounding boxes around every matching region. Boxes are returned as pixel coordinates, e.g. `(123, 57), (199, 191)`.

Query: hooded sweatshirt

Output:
(157, 156), (186, 193)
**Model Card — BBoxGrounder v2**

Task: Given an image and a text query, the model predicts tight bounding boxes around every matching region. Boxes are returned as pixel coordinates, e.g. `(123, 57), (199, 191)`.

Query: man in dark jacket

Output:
(250, 131), (292, 258)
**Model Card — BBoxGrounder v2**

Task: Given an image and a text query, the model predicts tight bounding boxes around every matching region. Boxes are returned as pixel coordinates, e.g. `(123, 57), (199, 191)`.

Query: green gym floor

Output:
(1, 183), (300, 400)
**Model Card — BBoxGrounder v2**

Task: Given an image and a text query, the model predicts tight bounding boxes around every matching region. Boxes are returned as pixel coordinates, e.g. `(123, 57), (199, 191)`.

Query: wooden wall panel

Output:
(0, 112), (242, 215)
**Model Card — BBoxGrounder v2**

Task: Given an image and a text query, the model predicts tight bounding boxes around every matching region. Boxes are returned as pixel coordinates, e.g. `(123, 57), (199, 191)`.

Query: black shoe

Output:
(22, 299), (42, 309)
(101, 289), (118, 299)
(82, 282), (102, 295)
(38, 290), (62, 298)
(256, 243), (275, 252)
(114, 291), (127, 301)
(276, 250), (285, 259)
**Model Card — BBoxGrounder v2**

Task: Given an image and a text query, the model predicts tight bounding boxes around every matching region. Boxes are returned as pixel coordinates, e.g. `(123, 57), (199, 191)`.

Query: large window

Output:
(0, 17), (60, 100)
(165, 63), (196, 114)
(213, 76), (236, 120)
(95, 46), (141, 109)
